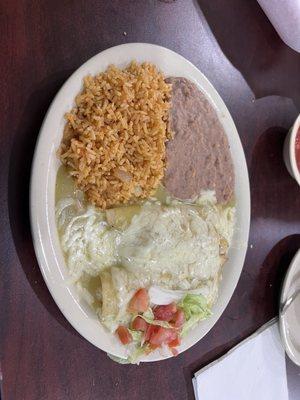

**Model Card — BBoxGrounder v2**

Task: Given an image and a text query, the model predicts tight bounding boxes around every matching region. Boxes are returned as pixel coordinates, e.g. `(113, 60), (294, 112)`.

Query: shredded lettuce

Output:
(107, 353), (131, 364)
(136, 308), (173, 329)
(107, 327), (147, 365)
(143, 307), (155, 320)
(129, 345), (149, 363)
(128, 329), (143, 342)
(107, 345), (148, 365)
(179, 294), (212, 336)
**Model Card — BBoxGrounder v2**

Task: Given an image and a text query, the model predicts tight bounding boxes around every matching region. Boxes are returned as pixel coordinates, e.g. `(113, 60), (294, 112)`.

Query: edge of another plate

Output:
(279, 248), (300, 366)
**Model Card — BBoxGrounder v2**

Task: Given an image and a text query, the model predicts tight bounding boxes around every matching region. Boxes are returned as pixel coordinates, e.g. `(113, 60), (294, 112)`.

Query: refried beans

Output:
(164, 77), (234, 204)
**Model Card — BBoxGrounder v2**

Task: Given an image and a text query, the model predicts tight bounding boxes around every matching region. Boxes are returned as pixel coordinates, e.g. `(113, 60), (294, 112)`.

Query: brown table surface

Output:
(1, 0), (300, 399)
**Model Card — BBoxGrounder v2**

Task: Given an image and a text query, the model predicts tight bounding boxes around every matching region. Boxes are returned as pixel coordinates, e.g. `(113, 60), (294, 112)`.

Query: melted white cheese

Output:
(56, 201), (120, 280)
(56, 199), (235, 294)
(119, 204), (221, 281)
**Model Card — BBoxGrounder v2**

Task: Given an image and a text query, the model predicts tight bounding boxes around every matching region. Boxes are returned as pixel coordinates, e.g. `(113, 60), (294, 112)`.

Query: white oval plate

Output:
(279, 248), (300, 366)
(30, 43), (250, 362)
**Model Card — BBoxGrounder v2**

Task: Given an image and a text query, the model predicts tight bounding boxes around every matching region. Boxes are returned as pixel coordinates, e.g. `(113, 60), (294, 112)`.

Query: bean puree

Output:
(164, 77), (234, 204)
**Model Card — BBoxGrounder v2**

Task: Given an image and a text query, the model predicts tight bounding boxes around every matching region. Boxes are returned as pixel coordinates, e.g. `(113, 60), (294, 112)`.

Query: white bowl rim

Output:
(289, 114), (300, 185)
(29, 43), (251, 362)
(279, 248), (300, 366)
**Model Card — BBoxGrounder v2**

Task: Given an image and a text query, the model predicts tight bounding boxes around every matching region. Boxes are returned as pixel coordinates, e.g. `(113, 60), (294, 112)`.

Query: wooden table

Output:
(1, 1), (300, 399)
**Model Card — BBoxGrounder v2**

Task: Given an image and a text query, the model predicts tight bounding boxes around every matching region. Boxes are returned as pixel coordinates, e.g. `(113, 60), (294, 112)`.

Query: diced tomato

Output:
(171, 309), (185, 328)
(148, 326), (177, 346)
(116, 325), (132, 345)
(128, 288), (149, 313)
(131, 316), (148, 332)
(168, 336), (181, 348)
(144, 324), (157, 343)
(153, 302), (177, 321)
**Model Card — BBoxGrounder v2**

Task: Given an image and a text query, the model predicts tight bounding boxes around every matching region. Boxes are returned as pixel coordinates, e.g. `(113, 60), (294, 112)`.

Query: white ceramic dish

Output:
(279, 248), (300, 366)
(30, 43), (250, 362)
(283, 114), (300, 186)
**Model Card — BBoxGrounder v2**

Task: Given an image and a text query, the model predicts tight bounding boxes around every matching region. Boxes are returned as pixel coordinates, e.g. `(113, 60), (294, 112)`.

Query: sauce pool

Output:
(296, 127), (300, 171)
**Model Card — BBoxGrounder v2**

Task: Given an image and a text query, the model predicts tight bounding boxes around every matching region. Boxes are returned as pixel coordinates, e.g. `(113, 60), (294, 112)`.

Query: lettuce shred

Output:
(136, 308), (173, 329)
(107, 345), (148, 365)
(178, 294), (212, 336)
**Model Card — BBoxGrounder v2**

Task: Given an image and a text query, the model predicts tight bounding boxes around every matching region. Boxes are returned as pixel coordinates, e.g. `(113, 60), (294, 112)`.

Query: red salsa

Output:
(296, 127), (300, 171)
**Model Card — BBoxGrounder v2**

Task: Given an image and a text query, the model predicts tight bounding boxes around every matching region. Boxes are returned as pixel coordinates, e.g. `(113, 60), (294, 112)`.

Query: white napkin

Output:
(193, 320), (288, 400)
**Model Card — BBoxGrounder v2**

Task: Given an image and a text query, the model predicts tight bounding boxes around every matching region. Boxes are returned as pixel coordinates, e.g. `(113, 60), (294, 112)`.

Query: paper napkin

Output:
(193, 320), (288, 400)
